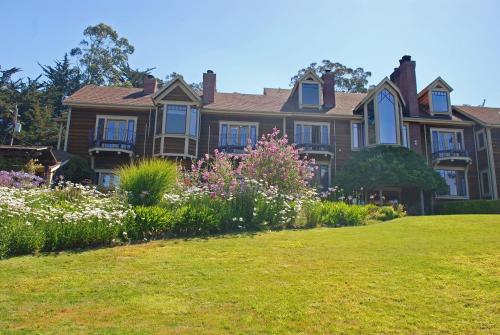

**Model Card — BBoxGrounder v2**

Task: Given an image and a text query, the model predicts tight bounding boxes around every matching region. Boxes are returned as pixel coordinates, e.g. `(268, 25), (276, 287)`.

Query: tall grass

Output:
(116, 159), (179, 206)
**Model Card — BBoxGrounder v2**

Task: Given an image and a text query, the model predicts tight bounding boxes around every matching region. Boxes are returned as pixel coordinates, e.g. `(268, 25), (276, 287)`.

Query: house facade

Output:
(61, 55), (500, 212)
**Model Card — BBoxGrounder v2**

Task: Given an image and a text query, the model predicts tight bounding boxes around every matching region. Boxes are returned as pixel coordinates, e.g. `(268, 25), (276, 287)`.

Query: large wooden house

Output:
(61, 55), (500, 211)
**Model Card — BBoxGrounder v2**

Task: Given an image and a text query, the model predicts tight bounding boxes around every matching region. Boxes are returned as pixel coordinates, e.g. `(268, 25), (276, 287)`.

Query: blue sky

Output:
(3, 0), (500, 106)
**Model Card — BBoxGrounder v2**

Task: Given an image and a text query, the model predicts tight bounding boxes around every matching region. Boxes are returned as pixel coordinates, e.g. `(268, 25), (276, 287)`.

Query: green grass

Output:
(0, 215), (499, 334)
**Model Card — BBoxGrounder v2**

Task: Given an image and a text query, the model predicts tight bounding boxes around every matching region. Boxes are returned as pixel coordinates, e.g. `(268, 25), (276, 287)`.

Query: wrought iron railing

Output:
(431, 149), (469, 161)
(89, 127), (135, 152)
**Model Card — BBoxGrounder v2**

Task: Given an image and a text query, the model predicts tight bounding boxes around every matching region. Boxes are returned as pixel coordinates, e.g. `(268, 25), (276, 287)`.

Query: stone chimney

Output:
(322, 70), (336, 108)
(391, 55), (418, 117)
(203, 70), (216, 104)
(143, 75), (157, 95)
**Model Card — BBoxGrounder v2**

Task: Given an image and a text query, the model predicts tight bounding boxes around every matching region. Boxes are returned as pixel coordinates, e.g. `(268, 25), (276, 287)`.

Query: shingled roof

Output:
(65, 85), (366, 115)
(454, 105), (500, 126)
(63, 85), (154, 107)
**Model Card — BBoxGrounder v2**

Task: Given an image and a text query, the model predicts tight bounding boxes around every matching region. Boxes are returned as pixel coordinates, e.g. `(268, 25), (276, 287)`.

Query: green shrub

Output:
(57, 156), (93, 183)
(436, 200), (500, 215)
(127, 206), (174, 240)
(0, 220), (45, 258)
(116, 159), (179, 206)
(302, 201), (371, 227)
(173, 205), (220, 236)
(367, 204), (406, 221)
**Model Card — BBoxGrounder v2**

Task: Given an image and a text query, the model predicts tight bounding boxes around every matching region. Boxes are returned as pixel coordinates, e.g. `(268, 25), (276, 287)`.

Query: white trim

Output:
(401, 123), (410, 148)
(476, 128), (486, 151)
(153, 76), (201, 103)
(429, 89), (452, 117)
(480, 169), (492, 197)
(435, 165), (469, 200)
(350, 120), (363, 151)
(293, 121), (330, 145)
(63, 107), (71, 151)
(218, 121), (259, 147)
(201, 108), (363, 120)
(429, 127), (465, 154)
(88, 147), (134, 156)
(485, 128), (498, 199)
(299, 80), (322, 109)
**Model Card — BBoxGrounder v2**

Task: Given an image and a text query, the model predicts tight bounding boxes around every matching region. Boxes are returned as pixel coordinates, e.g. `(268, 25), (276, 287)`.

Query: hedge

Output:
(436, 200), (500, 215)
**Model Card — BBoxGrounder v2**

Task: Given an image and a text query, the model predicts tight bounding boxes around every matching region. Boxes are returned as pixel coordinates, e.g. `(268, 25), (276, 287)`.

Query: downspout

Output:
(207, 124), (211, 157)
(333, 119), (337, 176)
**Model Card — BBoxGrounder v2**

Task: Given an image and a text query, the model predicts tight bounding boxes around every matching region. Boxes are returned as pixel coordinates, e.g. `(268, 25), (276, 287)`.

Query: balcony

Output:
(88, 127), (135, 155)
(296, 143), (334, 156)
(217, 144), (251, 155)
(431, 148), (471, 166)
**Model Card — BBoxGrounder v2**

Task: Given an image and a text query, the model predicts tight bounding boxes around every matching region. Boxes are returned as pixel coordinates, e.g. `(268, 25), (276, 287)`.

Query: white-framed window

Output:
(294, 122), (330, 146)
(310, 163), (330, 190)
(476, 129), (486, 151)
(219, 122), (258, 147)
(436, 168), (468, 198)
(480, 169), (491, 197)
(97, 172), (120, 188)
(431, 90), (450, 114)
(299, 81), (321, 108)
(351, 121), (364, 150)
(401, 124), (409, 148)
(95, 115), (137, 148)
(430, 128), (464, 154)
(162, 104), (200, 138)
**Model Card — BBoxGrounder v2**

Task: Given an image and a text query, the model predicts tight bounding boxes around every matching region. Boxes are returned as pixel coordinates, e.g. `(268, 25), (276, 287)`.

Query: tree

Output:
(0, 66), (22, 142)
(165, 72), (202, 92)
(118, 63), (155, 88)
(70, 23), (135, 86)
(39, 54), (83, 116)
(335, 146), (447, 206)
(291, 60), (372, 93)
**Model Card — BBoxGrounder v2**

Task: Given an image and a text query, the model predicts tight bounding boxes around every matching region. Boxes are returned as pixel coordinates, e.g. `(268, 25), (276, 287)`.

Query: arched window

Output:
(377, 89), (397, 144)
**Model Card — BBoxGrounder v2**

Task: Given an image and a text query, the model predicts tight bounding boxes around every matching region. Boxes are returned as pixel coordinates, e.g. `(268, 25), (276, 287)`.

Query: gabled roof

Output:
(63, 85), (154, 108)
(417, 77), (453, 98)
(289, 69), (324, 96)
(353, 77), (406, 111)
(153, 75), (201, 103)
(453, 105), (500, 126)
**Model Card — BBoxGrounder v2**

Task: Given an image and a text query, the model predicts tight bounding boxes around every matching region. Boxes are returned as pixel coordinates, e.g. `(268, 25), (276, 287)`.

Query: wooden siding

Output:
(491, 128), (500, 196)
(163, 137), (185, 154)
(160, 86), (193, 102)
(188, 139), (197, 156)
(93, 152), (131, 170)
(67, 107), (153, 158)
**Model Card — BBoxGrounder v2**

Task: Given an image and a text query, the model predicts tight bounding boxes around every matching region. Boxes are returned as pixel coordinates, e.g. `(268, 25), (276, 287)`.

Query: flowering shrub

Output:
(0, 170), (45, 188)
(0, 182), (134, 257)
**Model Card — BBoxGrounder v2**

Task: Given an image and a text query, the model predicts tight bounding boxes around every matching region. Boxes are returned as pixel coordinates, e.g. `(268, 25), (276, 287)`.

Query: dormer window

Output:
(301, 83), (320, 106)
(431, 90), (450, 113)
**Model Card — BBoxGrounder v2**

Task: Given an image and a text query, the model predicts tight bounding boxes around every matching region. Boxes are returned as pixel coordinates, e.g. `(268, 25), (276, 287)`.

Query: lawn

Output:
(0, 215), (498, 334)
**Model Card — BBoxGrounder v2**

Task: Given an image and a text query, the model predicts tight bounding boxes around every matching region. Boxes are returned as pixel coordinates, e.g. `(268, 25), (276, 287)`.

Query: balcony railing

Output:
(431, 149), (470, 162)
(296, 143), (334, 153)
(89, 127), (135, 152)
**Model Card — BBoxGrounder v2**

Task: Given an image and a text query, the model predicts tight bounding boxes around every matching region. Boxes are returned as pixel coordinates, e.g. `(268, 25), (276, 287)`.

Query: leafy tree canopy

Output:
(118, 63), (155, 88)
(70, 23), (135, 86)
(165, 72), (202, 92)
(335, 145), (447, 193)
(291, 60), (372, 93)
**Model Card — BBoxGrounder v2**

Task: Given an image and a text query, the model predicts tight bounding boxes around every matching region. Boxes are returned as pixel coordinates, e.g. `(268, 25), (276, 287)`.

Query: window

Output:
(220, 123), (257, 147)
(351, 122), (363, 150)
(431, 129), (464, 153)
(480, 170), (491, 197)
(310, 164), (330, 190)
(431, 91), (449, 113)
(165, 105), (187, 134)
(95, 116), (136, 149)
(436, 169), (467, 197)
(295, 123), (329, 147)
(401, 124), (409, 148)
(99, 173), (120, 188)
(366, 100), (376, 145)
(189, 107), (198, 137)
(378, 89), (397, 144)
(301, 82), (320, 106)
(476, 130), (486, 150)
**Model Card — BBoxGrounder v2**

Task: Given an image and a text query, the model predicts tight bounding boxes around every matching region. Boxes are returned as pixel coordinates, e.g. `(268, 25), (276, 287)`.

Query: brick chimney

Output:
(322, 70), (336, 108)
(391, 55), (418, 117)
(143, 75), (157, 95)
(202, 70), (216, 104)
